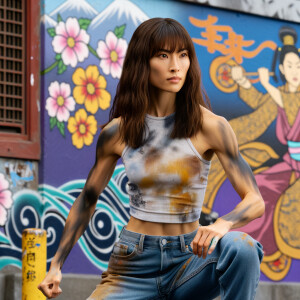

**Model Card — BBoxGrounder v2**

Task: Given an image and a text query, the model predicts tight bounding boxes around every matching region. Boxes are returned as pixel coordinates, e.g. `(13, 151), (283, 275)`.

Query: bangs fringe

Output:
(150, 20), (192, 56)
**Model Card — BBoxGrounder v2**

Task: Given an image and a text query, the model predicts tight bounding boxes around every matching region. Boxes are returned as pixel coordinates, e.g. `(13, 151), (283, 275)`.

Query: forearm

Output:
(220, 191), (265, 229)
(261, 82), (283, 107)
(50, 193), (96, 269)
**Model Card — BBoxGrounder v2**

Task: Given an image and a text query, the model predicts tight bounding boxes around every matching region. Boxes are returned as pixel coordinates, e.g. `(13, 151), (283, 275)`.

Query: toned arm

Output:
(191, 111), (265, 258)
(38, 119), (122, 298)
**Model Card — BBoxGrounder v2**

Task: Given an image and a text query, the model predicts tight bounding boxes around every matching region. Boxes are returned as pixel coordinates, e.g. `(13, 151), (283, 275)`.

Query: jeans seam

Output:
(170, 257), (219, 292)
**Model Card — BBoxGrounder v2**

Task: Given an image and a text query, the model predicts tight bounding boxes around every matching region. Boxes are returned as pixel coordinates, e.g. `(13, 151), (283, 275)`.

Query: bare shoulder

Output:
(200, 106), (236, 152)
(96, 117), (124, 157)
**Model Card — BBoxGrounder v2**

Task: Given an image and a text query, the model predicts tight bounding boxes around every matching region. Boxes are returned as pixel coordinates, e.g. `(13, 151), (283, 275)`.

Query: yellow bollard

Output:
(22, 228), (47, 300)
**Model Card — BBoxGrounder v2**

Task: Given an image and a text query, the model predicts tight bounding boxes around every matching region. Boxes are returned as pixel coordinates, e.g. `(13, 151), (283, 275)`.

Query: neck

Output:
(288, 82), (299, 93)
(148, 87), (176, 117)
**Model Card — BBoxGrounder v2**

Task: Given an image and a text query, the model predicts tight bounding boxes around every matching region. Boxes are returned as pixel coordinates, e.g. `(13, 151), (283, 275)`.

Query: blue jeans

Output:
(87, 227), (263, 300)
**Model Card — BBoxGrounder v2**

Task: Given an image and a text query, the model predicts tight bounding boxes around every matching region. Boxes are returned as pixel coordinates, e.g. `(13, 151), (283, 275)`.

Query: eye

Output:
(181, 52), (188, 58)
(158, 53), (168, 58)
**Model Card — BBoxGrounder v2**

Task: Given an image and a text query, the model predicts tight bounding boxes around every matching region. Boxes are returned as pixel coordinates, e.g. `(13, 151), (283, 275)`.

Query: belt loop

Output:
(118, 226), (125, 238)
(180, 235), (185, 252)
(138, 234), (145, 253)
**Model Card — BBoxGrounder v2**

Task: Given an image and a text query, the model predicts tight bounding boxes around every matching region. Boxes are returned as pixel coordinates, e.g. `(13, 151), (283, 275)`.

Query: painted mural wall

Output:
(0, 0), (299, 283)
(184, 0), (300, 23)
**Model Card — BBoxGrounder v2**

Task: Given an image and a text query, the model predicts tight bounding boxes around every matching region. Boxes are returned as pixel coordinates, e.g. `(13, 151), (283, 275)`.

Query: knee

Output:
(219, 231), (263, 270)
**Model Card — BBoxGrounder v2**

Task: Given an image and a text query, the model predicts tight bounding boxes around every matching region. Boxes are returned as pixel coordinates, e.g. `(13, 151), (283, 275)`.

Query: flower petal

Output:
(96, 40), (110, 59)
(74, 42), (89, 63)
(65, 18), (80, 38)
(86, 65), (99, 83)
(98, 89), (111, 110)
(83, 131), (94, 146)
(72, 67), (87, 85)
(115, 38), (128, 58)
(86, 115), (97, 134)
(72, 132), (84, 149)
(48, 81), (60, 99)
(55, 21), (68, 37)
(110, 62), (122, 79)
(85, 95), (99, 114)
(46, 97), (58, 117)
(75, 108), (87, 123)
(60, 82), (71, 98)
(67, 116), (77, 133)
(106, 31), (118, 51)
(76, 29), (90, 44)
(61, 47), (78, 67)
(56, 106), (70, 122)
(52, 35), (67, 54)
(0, 190), (12, 209)
(64, 97), (76, 111)
(73, 86), (86, 105)
(96, 75), (107, 89)
(99, 59), (111, 75)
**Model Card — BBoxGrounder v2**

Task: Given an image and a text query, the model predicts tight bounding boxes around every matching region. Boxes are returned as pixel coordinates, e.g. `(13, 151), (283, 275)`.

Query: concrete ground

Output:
(1, 267), (300, 300)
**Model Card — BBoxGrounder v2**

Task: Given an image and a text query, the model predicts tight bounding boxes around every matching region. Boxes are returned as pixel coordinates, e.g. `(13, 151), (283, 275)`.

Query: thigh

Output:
(168, 244), (221, 300)
(87, 237), (160, 300)
(169, 261), (220, 300)
(87, 271), (159, 300)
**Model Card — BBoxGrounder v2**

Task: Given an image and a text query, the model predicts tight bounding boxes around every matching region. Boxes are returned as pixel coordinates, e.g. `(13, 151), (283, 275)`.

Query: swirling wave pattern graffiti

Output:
(0, 165), (129, 271)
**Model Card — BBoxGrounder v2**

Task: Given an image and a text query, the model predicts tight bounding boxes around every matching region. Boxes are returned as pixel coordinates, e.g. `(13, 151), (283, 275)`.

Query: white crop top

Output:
(122, 113), (211, 223)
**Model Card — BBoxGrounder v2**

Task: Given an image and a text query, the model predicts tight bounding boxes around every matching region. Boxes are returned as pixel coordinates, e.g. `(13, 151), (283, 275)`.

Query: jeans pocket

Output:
(111, 240), (138, 259)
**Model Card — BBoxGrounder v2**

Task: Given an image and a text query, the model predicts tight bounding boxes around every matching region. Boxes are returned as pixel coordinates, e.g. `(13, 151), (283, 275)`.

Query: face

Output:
(279, 52), (300, 88)
(149, 46), (190, 94)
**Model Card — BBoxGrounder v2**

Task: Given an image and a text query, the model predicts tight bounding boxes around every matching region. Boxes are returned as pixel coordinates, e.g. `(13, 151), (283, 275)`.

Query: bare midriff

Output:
(126, 216), (199, 236)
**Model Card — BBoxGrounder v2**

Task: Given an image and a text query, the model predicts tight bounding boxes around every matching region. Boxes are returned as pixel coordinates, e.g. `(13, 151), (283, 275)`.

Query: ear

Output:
(279, 64), (284, 75)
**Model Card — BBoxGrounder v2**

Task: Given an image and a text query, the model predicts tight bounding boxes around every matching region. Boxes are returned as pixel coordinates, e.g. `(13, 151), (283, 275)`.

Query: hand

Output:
(231, 66), (244, 82)
(258, 67), (270, 86)
(191, 218), (231, 259)
(38, 267), (62, 299)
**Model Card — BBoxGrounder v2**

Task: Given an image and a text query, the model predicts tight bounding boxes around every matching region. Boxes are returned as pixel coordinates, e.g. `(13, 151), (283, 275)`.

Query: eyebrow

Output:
(286, 60), (300, 65)
(158, 48), (188, 53)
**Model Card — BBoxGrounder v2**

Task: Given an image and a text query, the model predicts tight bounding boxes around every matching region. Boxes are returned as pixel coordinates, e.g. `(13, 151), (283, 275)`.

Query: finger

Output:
(38, 283), (52, 298)
(191, 228), (202, 255)
(52, 280), (62, 294)
(202, 233), (215, 259)
(197, 231), (210, 257)
(208, 235), (220, 255)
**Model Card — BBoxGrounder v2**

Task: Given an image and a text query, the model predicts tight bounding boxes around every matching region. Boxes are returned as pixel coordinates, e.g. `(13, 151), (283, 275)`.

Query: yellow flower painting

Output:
(72, 65), (111, 114)
(67, 109), (97, 149)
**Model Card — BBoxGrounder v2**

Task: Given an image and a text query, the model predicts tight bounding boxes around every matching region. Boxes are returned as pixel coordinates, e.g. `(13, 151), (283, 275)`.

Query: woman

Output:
(39, 18), (264, 300)
(231, 26), (300, 267)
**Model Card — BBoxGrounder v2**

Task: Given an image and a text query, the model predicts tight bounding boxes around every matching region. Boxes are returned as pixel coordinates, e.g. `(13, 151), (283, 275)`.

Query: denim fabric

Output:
(87, 227), (263, 300)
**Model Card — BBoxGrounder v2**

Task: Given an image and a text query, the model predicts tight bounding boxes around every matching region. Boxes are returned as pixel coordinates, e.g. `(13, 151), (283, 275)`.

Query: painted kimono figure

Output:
(39, 18), (264, 300)
(231, 27), (300, 260)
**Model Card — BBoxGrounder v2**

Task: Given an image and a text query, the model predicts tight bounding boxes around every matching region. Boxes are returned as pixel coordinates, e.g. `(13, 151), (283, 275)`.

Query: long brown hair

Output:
(109, 18), (210, 148)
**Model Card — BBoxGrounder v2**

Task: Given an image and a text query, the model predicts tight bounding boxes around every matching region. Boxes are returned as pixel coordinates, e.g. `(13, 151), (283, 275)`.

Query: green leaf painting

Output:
(78, 18), (91, 30)
(114, 25), (126, 38)
(57, 121), (65, 137)
(57, 60), (67, 75)
(50, 117), (57, 130)
(47, 28), (56, 37)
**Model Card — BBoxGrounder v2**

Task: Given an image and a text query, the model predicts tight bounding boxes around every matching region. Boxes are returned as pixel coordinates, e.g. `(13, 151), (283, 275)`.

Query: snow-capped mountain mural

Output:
(49, 0), (98, 20)
(41, 14), (57, 28)
(88, 0), (149, 48)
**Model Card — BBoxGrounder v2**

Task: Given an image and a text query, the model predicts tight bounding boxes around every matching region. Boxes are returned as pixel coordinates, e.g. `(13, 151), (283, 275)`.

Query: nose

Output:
(169, 56), (180, 72)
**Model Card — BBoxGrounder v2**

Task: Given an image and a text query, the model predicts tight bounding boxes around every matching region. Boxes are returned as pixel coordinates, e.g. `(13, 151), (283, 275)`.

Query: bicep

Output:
(82, 123), (121, 206)
(214, 119), (259, 198)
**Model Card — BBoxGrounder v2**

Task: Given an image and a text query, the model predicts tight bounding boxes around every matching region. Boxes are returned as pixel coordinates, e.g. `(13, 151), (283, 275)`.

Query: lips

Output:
(167, 76), (181, 83)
